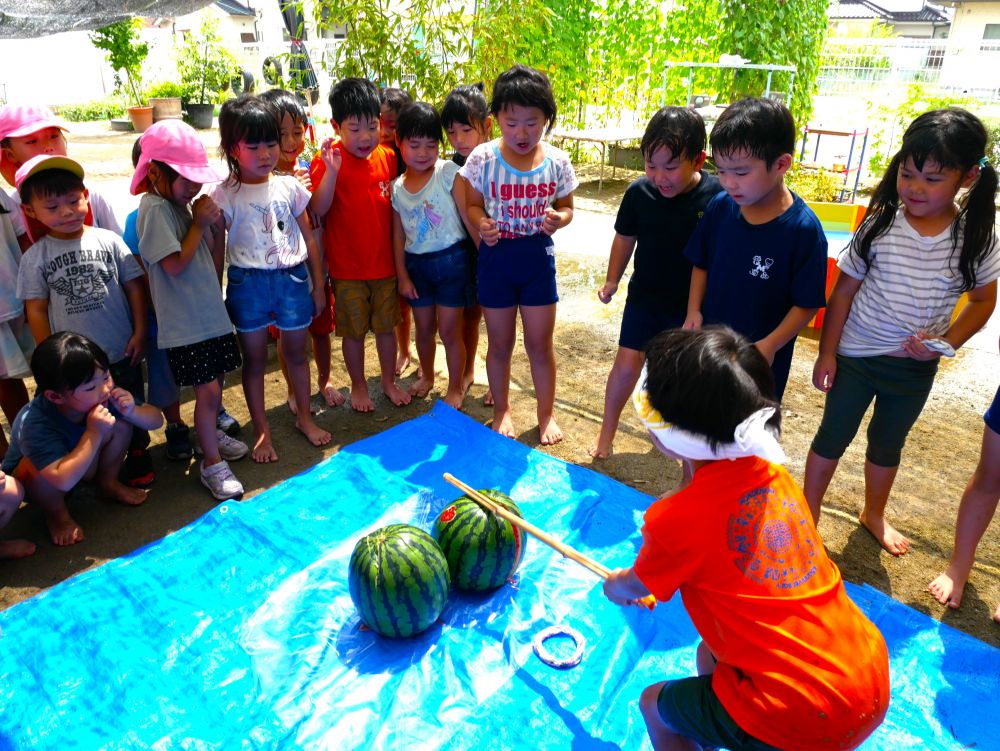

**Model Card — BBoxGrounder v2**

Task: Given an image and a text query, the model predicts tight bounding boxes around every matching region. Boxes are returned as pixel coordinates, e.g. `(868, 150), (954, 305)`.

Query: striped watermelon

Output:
(433, 489), (526, 592)
(348, 524), (451, 638)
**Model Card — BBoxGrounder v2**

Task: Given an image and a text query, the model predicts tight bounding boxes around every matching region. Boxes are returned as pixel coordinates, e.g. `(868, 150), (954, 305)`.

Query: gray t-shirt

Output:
(16, 226), (144, 363)
(136, 194), (233, 349)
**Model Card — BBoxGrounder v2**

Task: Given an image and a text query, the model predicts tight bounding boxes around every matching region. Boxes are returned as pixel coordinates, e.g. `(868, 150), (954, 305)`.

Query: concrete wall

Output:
(939, 1), (1000, 90)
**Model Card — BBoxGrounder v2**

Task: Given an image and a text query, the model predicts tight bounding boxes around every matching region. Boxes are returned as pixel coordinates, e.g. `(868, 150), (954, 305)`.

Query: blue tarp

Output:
(0, 403), (996, 750)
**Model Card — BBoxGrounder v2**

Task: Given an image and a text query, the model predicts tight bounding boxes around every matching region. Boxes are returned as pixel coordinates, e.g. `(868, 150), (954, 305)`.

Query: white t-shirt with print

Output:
(391, 160), (466, 255)
(459, 139), (578, 240)
(211, 176), (311, 269)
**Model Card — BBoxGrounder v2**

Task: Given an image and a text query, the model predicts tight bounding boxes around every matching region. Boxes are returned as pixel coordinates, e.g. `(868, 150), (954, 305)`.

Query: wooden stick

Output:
(443, 473), (656, 610)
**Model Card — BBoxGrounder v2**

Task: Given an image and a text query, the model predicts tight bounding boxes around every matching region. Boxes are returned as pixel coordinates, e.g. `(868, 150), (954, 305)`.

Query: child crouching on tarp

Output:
(604, 326), (890, 751)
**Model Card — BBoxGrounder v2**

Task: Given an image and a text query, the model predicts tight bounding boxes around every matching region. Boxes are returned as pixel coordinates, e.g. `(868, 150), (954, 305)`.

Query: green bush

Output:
(56, 99), (126, 122)
(146, 81), (184, 99)
(983, 118), (1000, 166)
(785, 163), (844, 203)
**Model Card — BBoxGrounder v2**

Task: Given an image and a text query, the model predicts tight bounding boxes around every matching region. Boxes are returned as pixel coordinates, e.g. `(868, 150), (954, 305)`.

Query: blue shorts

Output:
(145, 338), (179, 409)
(619, 299), (684, 351)
(477, 233), (557, 308)
(225, 263), (314, 333)
(404, 241), (475, 309)
(985, 385), (1000, 435)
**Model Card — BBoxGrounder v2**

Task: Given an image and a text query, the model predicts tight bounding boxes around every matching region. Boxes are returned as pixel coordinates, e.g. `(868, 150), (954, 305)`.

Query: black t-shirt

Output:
(614, 172), (722, 314)
(451, 152), (466, 167)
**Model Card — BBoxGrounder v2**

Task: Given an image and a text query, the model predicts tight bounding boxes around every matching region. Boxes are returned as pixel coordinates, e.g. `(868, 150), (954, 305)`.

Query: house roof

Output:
(214, 0), (254, 16)
(828, 0), (950, 24)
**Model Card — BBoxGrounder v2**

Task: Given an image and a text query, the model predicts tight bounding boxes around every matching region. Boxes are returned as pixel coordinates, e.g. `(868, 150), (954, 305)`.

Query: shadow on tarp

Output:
(0, 403), (997, 750)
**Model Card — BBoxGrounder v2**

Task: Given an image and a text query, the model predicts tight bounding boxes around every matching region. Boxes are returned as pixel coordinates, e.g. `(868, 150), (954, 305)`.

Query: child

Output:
(311, 78), (410, 412)
(132, 121), (251, 502)
(0, 187), (32, 459)
(683, 97), (828, 400)
(391, 102), (475, 409)
(461, 65), (578, 444)
(213, 95), (332, 463)
(0, 468), (29, 558)
(258, 88), (344, 414)
(442, 83), (494, 404)
(804, 108), (1000, 555)
(929, 343), (1000, 624)
(15, 156), (149, 459)
(379, 87), (416, 375)
(0, 104), (122, 238)
(590, 107), (721, 460)
(604, 326), (889, 751)
(2, 332), (163, 546)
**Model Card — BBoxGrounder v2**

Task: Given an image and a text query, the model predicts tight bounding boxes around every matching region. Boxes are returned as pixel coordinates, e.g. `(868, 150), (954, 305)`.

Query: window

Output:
(981, 23), (1000, 52)
(240, 32), (257, 44)
(318, 6), (348, 39)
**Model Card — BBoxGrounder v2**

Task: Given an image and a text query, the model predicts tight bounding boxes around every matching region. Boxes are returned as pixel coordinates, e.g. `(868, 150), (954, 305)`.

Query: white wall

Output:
(939, 1), (1000, 90)
(0, 32), (114, 106)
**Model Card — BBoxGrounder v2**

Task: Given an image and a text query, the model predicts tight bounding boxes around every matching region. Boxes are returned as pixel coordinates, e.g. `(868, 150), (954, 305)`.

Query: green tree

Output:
(177, 18), (239, 104)
(90, 18), (148, 107)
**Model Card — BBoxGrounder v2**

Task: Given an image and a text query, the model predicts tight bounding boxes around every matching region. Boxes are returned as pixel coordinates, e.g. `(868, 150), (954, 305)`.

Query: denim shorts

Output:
(404, 241), (475, 309)
(145, 338), (180, 409)
(477, 233), (557, 308)
(619, 299), (684, 351)
(225, 263), (314, 333)
(985, 385), (1000, 436)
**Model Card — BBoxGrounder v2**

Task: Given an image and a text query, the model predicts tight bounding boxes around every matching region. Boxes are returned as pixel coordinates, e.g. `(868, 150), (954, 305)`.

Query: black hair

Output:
(441, 83), (489, 130)
(18, 168), (85, 205)
(641, 107), (706, 163)
(642, 326), (780, 450)
(395, 102), (443, 144)
(131, 137), (142, 168)
(328, 78), (381, 125)
(379, 87), (412, 114)
(709, 97), (795, 168)
(851, 108), (998, 293)
(490, 65), (557, 134)
(258, 88), (308, 125)
(31, 331), (110, 395)
(218, 94), (280, 183)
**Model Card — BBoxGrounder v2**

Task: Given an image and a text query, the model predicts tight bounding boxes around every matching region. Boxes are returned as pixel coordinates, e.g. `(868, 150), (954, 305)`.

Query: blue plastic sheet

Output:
(0, 402), (996, 750)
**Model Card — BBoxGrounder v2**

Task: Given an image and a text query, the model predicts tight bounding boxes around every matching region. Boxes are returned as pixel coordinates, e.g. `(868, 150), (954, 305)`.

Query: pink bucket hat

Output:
(130, 119), (226, 195)
(0, 104), (69, 174)
(14, 154), (84, 191)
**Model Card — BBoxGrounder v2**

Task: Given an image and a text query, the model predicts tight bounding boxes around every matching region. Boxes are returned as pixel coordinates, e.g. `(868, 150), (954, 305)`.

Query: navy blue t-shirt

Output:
(684, 192), (828, 397)
(615, 172), (722, 315)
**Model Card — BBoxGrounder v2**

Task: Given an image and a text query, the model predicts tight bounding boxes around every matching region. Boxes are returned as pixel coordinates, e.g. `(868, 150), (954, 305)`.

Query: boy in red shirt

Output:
(605, 326), (890, 751)
(311, 78), (410, 412)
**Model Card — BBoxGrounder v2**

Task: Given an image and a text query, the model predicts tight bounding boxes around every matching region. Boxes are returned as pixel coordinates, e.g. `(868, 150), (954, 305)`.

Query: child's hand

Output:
(754, 338), (776, 365)
(124, 332), (146, 366)
(398, 275), (418, 301)
(294, 166), (313, 191)
(812, 353), (837, 392)
(541, 207), (563, 235)
(479, 217), (500, 246)
(312, 286), (326, 319)
(603, 567), (651, 607)
(597, 281), (618, 304)
(86, 402), (117, 438)
(109, 387), (135, 418)
(320, 138), (342, 174)
(682, 311), (702, 330)
(192, 195), (221, 228)
(903, 333), (944, 361)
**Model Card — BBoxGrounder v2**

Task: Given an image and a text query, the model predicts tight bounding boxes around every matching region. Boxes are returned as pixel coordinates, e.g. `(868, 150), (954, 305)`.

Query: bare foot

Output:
(101, 480), (149, 507)
(588, 436), (612, 459)
(483, 388), (495, 407)
(859, 512), (910, 556)
(288, 394), (317, 416)
(409, 376), (434, 399)
(461, 373), (475, 397)
(320, 383), (345, 407)
(45, 510), (84, 546)
(395, 351), (412, 376)
(0, 539), (36, 558)
(252, 431), (279, 463)
(492, 409), (516, 438)
(443, 387), (464, 410)
(296, 419), (332, 447)
(383, 381), (412, 407)
(928, 566), (967, 608)
(350, 383), (375, 413)
(539, 415), (563, 445)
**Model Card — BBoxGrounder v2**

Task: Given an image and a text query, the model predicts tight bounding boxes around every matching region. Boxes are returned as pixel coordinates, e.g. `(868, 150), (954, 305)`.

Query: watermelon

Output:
(348, 524), (450, 638)
(433, 489), (526, 591)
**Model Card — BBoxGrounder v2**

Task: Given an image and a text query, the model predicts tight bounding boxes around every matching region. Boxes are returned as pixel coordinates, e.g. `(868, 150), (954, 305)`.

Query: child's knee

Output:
(639, 682), (666, 720)
(0, 486), (22, 524)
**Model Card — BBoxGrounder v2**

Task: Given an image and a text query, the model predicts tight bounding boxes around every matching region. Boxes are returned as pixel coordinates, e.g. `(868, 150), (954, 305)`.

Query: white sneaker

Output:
(194, 429), (250, 461)
(199, 460), (244, 501)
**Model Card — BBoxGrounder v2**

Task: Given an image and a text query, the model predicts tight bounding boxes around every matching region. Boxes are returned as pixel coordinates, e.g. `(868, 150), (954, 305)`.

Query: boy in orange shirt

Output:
(311, 78), (410, 412)
(605, 326), (889, 751)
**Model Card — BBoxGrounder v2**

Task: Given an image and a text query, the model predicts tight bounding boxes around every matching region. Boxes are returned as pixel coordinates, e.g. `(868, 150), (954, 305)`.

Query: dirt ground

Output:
(1, 123), (998, 650)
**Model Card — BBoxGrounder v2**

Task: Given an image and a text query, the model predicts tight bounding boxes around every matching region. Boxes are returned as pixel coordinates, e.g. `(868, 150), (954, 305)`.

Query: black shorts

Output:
(166, 333), (242, 387)
(618, 299), (684, 351)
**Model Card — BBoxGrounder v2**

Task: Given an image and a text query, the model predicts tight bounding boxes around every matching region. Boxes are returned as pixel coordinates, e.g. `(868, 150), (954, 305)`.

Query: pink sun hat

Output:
(0, 104), (69, 175)
(130, 119), (226, 195)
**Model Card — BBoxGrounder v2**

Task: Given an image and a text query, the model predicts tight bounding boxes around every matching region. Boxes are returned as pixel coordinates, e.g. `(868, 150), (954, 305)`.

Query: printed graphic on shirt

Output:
(44, 249), (117, 314)
(411, 201), (443, 245)
(250, 200), (299, 267)
(488, 179), (557, 238)
(750, 255), (774, 280)
(379, 180), (391, 199)
(727, 486), (817, 590)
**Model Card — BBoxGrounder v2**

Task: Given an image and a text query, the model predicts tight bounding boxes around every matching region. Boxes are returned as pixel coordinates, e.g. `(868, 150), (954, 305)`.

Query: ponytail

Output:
(955, 160), (998, 292)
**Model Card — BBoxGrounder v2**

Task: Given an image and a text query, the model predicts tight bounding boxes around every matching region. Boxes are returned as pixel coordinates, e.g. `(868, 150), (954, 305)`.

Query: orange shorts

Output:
(333, 277), (400, 339)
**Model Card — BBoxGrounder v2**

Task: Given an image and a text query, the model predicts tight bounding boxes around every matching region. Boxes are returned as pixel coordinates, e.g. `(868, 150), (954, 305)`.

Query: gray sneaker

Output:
(199, 460), (244, 501)
(194, 429), (250, 462)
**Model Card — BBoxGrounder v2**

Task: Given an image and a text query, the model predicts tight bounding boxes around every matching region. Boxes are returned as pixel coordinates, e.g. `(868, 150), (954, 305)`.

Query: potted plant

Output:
(178, 18), (238, 129)
(90, 18), (152, 132)
(146, 81), (185, 123)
